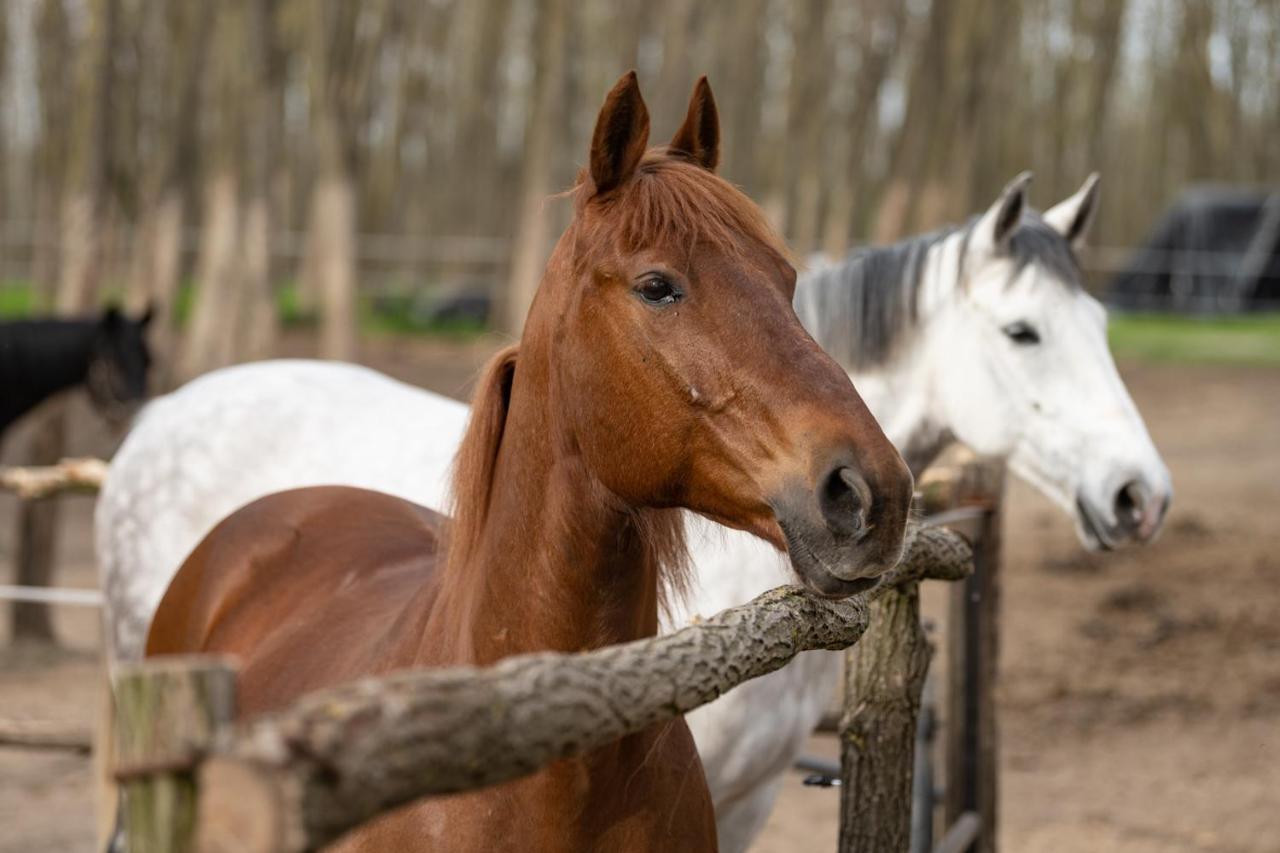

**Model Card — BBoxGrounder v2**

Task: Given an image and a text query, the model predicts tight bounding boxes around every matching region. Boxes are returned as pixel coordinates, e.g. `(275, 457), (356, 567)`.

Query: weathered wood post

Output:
(838, 582), (933, 850)
(943, 461), (1005, 853)
(837, 523), (973, 853)
(113, 656), (238, 852)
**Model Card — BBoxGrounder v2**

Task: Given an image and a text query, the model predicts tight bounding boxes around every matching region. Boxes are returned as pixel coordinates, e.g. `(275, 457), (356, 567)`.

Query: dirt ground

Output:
(1, 339), (1277, 852)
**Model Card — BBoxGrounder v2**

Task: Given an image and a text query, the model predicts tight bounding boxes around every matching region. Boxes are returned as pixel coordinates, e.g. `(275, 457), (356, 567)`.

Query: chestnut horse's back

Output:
(147, 486), (445, 712)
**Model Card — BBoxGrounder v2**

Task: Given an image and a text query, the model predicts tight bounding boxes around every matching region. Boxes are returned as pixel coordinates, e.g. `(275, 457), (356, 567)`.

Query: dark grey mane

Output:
(794, 212), (1082, 371)
(793, 226), (957, 370)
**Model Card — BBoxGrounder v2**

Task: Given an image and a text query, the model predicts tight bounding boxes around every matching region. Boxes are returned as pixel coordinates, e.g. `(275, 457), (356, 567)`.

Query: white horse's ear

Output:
(971, 171), (1031, 256)
(1044, 172), (1100, 249)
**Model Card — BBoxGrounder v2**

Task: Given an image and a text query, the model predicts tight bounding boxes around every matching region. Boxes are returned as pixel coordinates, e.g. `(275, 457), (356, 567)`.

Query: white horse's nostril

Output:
(1114, 481), (1146, 531)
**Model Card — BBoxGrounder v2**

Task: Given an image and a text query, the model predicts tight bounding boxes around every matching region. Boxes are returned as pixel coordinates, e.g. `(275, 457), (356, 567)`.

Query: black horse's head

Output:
(87, 304), (155, 423)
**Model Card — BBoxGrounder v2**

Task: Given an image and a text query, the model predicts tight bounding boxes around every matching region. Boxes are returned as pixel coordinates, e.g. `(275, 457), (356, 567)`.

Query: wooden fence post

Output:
(837, 583), (933, 852)
(836, 513), (975, 853)
(944, 462), (1005, 853)
(113, 656), (238, 853)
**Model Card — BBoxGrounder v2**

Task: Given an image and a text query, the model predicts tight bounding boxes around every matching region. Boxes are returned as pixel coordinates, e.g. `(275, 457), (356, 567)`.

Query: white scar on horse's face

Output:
(936, 254), (1173, 550)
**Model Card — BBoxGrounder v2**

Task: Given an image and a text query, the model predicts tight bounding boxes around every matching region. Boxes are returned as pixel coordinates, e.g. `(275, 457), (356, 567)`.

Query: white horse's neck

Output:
(800, 230), (967, 476)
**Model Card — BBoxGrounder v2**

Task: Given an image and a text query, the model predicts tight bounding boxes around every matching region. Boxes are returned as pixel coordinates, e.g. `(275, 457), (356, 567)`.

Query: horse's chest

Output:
(347, 724), (717, 852)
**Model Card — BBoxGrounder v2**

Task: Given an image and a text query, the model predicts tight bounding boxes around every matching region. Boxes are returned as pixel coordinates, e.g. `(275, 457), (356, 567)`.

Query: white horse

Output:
(96, 173), (1170, 852)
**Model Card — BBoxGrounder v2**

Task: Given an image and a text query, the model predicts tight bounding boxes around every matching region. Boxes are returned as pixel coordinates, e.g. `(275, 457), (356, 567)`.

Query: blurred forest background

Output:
(1, 0), (1278, 381)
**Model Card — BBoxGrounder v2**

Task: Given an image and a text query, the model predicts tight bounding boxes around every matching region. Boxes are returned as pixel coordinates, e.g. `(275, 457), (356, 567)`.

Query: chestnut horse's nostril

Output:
(819, 466), (871, 540)
(1113, 481), (1146, 532)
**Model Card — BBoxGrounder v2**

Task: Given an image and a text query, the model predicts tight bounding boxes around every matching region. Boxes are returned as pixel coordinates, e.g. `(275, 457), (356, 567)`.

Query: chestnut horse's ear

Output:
(590, 71), (650, 196)
(669, 76), (720, 172)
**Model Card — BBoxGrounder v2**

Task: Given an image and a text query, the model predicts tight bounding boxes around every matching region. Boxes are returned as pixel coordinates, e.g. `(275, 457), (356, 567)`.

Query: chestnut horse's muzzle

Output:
(771, 457), (913, 598)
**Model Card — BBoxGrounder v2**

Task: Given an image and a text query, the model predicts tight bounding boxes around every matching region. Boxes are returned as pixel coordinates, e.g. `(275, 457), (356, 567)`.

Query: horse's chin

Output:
(795, 568), (881, 599)
(1074, 499), (1117, 552)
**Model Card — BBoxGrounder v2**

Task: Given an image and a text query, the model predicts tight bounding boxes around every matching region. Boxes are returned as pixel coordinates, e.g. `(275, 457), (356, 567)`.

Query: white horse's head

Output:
(929, 173), (1172, 549)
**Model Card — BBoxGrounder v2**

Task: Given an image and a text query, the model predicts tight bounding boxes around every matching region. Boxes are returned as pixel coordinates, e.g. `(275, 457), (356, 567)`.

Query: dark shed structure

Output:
(1108, 188), (1280, 313)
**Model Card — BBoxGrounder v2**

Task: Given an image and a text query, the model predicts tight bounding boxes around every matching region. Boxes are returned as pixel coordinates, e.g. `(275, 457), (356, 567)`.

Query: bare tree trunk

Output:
(652, 0), (699, 128)
(128, 2), (212, 388)
(240, 196), (275, 361)
(31, 0), (71, 306)
(502, 0), (568, 336)
(312, 170), (357, 360)
(874, 0), (953, 240)
(304, 0), (385, 360)
(236, 0), (279, 362)
(180, 172), (241, 379)
(146, 194), (185, 383)
(785, 0), (831, 253)
(710, 0), (768, 192)
(822, 1), (906, 254)
(1172, 0), (1216, 183)
(949, 0), (1021, 215)
(12, 0), (118, 644)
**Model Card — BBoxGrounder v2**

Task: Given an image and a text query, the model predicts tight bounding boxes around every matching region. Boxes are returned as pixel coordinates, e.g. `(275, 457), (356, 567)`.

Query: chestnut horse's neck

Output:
(423, 258), (670, 666)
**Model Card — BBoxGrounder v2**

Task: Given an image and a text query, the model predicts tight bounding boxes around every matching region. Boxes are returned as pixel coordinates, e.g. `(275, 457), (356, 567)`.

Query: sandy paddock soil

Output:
(1, 342), (1277, 853)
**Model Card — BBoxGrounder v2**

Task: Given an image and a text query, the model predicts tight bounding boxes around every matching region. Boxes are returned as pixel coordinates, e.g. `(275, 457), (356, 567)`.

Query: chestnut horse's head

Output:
(518, 73), (913, 595)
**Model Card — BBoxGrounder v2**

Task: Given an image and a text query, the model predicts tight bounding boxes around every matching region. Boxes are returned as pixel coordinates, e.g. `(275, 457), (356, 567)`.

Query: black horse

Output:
(0, 305), (155, 438)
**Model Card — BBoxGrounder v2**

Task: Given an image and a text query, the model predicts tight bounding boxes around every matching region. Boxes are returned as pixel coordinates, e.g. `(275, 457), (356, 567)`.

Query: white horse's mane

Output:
(794, 212), (1082, 371)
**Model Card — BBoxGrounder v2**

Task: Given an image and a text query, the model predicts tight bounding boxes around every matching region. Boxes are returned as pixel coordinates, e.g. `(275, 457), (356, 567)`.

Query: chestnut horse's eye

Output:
(1002, 321), (1041, 345)
(635, 276), (682, 307)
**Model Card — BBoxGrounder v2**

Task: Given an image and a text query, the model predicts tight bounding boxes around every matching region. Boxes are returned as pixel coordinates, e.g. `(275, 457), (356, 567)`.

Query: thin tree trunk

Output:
(711, 0), (768, 192)
(147, 193), (185, 386)
(237, 0), (279, 362)
(502, 0), (568, 336)
(786, 0), (831, 253)
(240, 195), (275, 361)
(180, 172), (241, 379)
(822, 1), (905, 254)
(313, 169), (358, 360)
(652, 0), (698, 127)
(874, 0), (953, 240)
(304, 0), (385, 360)
(12, 0), (118, 644)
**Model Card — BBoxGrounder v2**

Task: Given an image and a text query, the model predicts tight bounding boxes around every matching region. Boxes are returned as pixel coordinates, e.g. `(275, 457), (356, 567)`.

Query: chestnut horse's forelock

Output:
(564, 150), (794, 273)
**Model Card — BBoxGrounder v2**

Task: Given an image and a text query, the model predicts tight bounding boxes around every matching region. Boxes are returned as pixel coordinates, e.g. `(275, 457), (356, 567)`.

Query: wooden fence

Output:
(111, 525), (973, 852)
(0, 459), (108, 632)
(2, 457), (1002, 851)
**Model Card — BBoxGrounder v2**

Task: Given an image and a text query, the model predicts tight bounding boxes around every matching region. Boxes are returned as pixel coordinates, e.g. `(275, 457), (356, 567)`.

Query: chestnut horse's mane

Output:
(446, 149), (790, 609)
(445, 343), (518, 577)
(445, 342), (691, 611)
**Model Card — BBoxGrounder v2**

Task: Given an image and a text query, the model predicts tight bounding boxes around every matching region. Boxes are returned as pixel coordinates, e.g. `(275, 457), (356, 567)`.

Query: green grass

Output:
(0, 281), (38, 317)
(1108, 313), (1280, 365)
(0, 277), (486, 340)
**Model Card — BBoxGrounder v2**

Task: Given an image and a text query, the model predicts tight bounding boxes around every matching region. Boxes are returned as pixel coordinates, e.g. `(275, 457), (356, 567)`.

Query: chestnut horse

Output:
(146, 74), (913, 852)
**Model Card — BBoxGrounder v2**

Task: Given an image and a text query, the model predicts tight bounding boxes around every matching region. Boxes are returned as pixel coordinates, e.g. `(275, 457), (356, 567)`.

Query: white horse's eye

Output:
(1002, 321), (1041, 345)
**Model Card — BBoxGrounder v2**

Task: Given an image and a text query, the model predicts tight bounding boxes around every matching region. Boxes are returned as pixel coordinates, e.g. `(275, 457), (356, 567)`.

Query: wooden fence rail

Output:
(113, 525), (971, 852)
(0, 458), (107, 500)
(1, 458), (108, 640)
